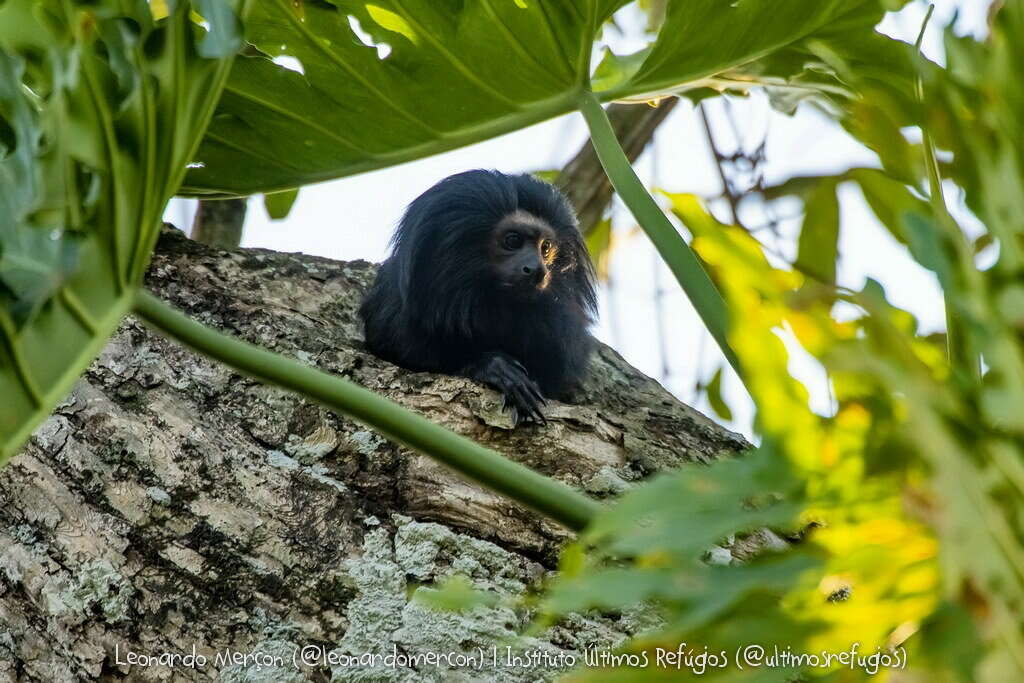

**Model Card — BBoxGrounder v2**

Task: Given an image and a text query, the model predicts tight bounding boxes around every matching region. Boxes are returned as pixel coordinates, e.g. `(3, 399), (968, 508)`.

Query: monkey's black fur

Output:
(359, 170), (597, 424)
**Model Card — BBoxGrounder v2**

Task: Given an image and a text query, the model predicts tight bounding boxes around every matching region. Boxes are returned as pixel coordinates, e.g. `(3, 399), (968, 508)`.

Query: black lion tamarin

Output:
(359, 170), (597, 424)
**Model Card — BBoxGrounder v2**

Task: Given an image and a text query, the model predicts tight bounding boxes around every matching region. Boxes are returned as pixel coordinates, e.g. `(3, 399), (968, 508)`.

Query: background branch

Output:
(190, 198), (248, 249)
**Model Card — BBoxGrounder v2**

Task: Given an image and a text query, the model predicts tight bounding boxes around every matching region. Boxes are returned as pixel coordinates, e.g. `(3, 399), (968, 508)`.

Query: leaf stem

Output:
(132, 290), (602, 531)
(577, 90), (744, 384)
(0, 313), (42, 409)
(914, 4), (981, 381)
(59, 288), (99, 334)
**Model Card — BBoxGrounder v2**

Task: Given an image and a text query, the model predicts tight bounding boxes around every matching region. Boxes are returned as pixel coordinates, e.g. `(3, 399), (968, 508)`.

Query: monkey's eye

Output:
(540, 240), (553, 258)
(503, 232), (524, 250)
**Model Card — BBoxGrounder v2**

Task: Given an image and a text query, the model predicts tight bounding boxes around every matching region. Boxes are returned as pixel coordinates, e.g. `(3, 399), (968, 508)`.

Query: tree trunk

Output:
(0, 228), (747, 682)
(190, 199), (248, 250)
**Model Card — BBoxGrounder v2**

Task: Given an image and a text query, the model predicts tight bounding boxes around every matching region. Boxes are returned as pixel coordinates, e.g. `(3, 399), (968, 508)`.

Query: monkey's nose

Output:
(522, 265), (545, 285)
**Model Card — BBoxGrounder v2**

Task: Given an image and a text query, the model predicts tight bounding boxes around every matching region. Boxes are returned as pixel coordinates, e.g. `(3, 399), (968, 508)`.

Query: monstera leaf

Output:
(0, 1), (244, 463)
(182, 0), (911, 196)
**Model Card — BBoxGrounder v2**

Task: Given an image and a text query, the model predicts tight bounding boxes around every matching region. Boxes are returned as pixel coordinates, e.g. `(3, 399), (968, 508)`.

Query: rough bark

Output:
(0, 228), (747, 682)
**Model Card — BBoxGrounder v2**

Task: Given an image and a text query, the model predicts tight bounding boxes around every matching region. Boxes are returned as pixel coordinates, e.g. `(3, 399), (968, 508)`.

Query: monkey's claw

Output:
(467, 352), (547, 426)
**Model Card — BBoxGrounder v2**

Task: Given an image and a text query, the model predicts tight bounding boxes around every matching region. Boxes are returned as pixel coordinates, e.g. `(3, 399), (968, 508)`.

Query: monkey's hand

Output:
(463, 352), (547, 425)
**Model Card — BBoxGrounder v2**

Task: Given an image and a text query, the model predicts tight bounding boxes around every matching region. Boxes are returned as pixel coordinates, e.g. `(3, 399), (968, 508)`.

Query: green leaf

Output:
(542, 449), (819, 654)
(915, 602), (985, 682)
(758, 13), (918, 117)
(263, 188), (300, 220)
(0, 1), (244, 464)
(590, 46), (651, 94)
(583, 451), (802, 560)
(196, 0), (244, 58)
(606, 0), (896, 97)
(557, 541), (588, 579)
(412, 575), (497, 612)
(794, 179), (839, 285)
(705, 365), (733, 422)
(182, 0), (623, 196)
(531, 169), (560, 185)
(0, 55), (79, 325)
(585, 216), (612, 281)
(543, 552), (819, 623)
(903, 213), (954, 292)
(851, 168), (931, 245)
(760, 172), (848, 201)
(182, 0), (908, 197)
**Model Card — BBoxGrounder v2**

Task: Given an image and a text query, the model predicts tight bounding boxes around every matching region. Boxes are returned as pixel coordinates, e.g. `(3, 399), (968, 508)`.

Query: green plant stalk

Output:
(133, 290), (602, 531)
(913, 5), (981, 382)
(577, 90), (744, 383)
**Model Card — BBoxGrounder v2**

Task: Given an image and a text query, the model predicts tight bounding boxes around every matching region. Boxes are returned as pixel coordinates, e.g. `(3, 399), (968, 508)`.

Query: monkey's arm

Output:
(462, 352), (547, 425)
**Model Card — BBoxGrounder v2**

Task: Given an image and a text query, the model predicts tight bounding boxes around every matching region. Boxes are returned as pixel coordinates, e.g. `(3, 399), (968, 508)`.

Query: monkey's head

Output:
(489, 209), (558, 296)
(389, 170), (597, 326)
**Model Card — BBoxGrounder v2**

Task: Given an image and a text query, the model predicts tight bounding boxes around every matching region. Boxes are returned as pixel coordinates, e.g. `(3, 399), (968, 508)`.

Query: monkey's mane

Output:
(388, 169), (597, 338)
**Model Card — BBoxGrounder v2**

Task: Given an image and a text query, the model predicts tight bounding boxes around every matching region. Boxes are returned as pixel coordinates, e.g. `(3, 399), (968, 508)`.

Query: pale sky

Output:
(167, 0), (992, 439)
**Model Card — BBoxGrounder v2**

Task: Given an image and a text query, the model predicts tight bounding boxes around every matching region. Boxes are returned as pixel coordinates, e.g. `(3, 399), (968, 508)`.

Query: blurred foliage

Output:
(263, 188), (300, 220)
(0, 0), (245, 463)
(586, 218), (615, 281)
(536, 3), (1024, 680)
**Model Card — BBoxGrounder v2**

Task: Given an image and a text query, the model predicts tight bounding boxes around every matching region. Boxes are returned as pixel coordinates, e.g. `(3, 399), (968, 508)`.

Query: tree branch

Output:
(191, 198), (248, 249)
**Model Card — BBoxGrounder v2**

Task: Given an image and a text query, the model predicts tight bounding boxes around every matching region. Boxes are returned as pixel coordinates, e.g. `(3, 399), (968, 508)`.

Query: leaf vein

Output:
(272, 0), (444, 139)
(388, 0), (523, 109)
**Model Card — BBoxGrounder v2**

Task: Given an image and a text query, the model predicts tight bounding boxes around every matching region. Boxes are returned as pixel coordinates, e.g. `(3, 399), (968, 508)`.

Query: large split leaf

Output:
(0, 1), (244, 464)
(601, 0), (905, 96)
(182, 0), (910, 197)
